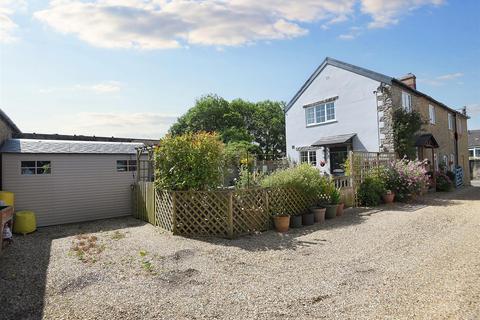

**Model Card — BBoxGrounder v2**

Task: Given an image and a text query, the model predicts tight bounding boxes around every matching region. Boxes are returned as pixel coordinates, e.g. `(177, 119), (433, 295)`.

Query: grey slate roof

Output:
(0, 139), (143, 154)
(285, 57), (468, 119)
(311, 133), (356, 147)
(468, 130), (480, 147)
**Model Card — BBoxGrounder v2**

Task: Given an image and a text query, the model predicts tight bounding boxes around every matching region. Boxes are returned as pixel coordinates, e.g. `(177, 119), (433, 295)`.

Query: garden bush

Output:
(357, 175), (385, 206)
(155, 132), (225, 190)
(436, 172), (453, 192)
(260, 164), (329, 199)
(446, 170), (456, 183)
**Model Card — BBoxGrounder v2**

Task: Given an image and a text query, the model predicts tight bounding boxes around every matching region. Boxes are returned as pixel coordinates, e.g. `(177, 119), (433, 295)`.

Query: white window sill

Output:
(306, 120), (337, 128)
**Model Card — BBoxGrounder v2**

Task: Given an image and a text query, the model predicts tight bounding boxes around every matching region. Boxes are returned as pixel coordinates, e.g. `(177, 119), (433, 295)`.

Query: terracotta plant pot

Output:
(336, 203), (345, 216)
(324, 205), (337, 219)
(273, 215), (290, 233)
(383, 193), (395, 204)
(290, 215), (303, 228)
(302, 212), (315, 226)
(311, 207), (326, 223)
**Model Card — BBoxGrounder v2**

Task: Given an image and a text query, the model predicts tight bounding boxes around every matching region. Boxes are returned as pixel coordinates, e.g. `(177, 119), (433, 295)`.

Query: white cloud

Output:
(56, 112), (178, 139)
(339, 26), (362, 40)
(417, 72), (464, 86)
(32, 0), (445, 49)
(361, 0), (444, 28)
(40, 81), (123, 94)
(0, 0), (27, 43)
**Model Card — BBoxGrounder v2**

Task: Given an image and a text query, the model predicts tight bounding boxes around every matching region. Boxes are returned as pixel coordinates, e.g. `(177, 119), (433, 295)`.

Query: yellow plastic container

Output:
(0, 191), (14, 207)
(13, 211), (36, 235)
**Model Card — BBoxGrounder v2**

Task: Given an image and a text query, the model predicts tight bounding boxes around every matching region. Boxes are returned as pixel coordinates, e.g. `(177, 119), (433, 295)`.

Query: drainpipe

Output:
(454, 113), (459, 168)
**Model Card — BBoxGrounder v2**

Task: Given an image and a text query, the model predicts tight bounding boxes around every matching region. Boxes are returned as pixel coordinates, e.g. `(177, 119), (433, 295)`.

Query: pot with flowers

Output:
(325, 185), (340, 219)
(310, 193), (327, 224)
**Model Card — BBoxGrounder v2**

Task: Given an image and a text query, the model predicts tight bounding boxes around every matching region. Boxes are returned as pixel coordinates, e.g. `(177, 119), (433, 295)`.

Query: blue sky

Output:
(1, 0), (479, 138)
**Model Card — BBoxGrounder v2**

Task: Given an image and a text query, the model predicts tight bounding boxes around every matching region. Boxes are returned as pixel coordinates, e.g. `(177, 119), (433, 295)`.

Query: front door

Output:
(329, 146), (348, 175)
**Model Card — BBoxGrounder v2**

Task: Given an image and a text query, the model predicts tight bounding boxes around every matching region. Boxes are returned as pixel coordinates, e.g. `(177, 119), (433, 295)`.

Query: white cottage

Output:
(285, 57), (469, 178)
(0, 139), (144, 226)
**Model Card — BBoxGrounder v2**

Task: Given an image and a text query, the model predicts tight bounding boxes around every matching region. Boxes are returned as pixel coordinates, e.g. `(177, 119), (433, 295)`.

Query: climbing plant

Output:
(392, 108), (424, 159)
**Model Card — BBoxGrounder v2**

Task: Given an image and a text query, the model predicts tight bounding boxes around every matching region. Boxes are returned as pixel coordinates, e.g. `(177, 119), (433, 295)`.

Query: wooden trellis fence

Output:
(349, 151), (397, 205)
(133, 183), (318, 238)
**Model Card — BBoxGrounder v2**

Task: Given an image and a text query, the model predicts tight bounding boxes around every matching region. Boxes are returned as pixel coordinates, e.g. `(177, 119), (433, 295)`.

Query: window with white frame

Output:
(305, 102), (335, 126)
(116, 160), (137, 172)
(470, 149), (474, 157)
(300, 150), (317, 166)
(428, 105), (436, 124)
(402, 91), (412, 112)
(448, 113), (454, 130)
(476, 148), (480, 158)
(21, 161), (51, 175)
(450, 154), (454, 170)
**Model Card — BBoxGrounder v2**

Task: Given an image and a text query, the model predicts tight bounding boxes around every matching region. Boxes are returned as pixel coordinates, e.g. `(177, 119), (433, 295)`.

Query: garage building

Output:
(0, 138), (144, 226)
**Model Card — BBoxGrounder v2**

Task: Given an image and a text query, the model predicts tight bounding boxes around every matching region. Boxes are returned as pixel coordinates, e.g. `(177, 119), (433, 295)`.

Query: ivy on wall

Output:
(392, 108), (424, 159)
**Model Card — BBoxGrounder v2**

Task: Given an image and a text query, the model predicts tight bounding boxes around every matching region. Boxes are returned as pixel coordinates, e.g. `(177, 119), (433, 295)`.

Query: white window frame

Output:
(116, 160), (137, 172)
(299, 150), (317, 166)
(448, 113), (454, 130)
(450, 154), (455, 170)
(305, 102), (336, 126)
(457, 118), (462, 134)
(428, 105), (436, 124)
(21, 160), (51, 175)
(402, 91), (412, 112)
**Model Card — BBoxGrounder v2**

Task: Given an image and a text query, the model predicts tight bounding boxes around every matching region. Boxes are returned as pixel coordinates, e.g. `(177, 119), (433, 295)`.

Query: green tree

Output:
(169, 95), (286, 159)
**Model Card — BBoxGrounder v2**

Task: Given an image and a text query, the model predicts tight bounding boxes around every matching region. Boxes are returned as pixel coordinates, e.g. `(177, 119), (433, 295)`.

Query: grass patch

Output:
(111, 231), (126, 240)
(70, 234), (105, 263)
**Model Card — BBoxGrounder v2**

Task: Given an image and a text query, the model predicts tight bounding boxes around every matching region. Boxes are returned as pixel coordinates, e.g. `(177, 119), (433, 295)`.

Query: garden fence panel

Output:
(350, 151), (396, 205)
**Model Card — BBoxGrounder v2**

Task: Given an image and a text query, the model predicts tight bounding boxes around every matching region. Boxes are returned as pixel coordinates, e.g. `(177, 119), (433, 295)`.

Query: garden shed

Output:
(0, 138), (144, 226)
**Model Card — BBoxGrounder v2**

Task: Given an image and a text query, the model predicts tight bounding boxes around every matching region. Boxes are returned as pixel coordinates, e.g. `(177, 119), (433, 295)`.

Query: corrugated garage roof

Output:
(0, 139), (143, 154)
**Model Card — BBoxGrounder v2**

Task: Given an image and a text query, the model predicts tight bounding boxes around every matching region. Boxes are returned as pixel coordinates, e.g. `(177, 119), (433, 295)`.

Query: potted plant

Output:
(333, 189), (345, 216)
(324, 186), (339, 219)
(290, 213), (303, 228)
(272, 212), (290, 233)
(382, 190), (395, 204)
(302, 210), (315, 226)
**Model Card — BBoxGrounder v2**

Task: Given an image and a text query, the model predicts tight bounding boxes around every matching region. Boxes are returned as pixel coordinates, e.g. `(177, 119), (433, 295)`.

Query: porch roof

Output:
(415, 134), (439, 149)
(311, 133), (356, 147)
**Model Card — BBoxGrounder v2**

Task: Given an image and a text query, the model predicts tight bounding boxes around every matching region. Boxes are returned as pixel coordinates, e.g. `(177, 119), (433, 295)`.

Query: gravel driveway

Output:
(1, 186), (479, 320)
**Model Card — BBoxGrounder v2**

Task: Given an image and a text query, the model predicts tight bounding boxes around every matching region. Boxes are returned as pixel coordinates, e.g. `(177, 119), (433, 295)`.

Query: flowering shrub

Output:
(389, 159), (430, 201)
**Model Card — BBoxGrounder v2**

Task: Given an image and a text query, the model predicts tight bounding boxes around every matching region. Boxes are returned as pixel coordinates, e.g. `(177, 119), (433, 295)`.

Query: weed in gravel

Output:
(70, 234), (104, 263)
(111, 231), (126, 240)
(139, 250), (148, 257)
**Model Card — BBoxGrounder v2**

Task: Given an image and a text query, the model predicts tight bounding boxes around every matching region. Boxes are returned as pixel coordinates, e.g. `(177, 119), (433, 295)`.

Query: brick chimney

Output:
(399, 73), (416, 90)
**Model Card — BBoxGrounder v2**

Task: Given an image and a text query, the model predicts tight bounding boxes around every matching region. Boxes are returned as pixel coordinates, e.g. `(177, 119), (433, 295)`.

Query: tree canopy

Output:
(169, 94), (286, 159)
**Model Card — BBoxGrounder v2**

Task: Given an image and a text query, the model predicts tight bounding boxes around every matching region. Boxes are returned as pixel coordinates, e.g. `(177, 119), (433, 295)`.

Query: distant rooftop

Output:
(16, 132), (159, 146)
(0, 139), (144, 154)
(468, 130), (480, 147)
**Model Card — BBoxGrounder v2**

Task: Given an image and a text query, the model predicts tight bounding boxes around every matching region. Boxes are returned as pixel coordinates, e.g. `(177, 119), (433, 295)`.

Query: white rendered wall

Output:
(285, 64), (381, 172)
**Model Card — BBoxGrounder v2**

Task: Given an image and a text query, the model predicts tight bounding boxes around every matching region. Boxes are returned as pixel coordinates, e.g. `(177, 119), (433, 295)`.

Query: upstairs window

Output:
(300, 151), (317, 166)
(448, 113), (454, 130)
(117, 160), (137, 172)
(428, 105), (436, 124)
(402, 91), (412, 112)
(305, 102), (335, 126)
(469, 149), (474, 157)
(21, 161), (51, 175)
